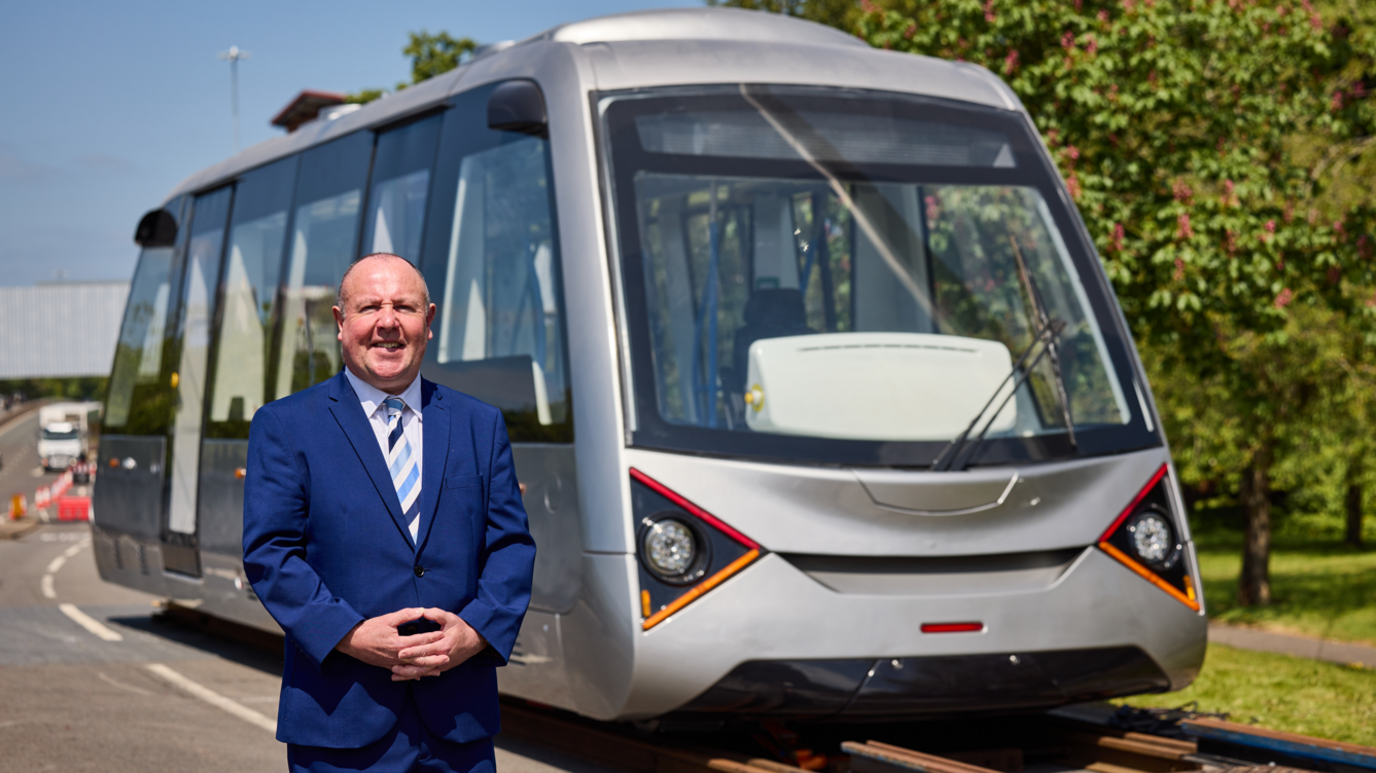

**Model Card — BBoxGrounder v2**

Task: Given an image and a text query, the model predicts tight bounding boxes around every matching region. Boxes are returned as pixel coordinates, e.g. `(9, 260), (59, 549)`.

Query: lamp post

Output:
(217, 46), (251, 153)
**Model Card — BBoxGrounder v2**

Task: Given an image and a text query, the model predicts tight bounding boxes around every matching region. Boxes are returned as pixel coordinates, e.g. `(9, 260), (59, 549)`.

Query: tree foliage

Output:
(347, 30), (477, 104)
(718, 0), (1376, 604)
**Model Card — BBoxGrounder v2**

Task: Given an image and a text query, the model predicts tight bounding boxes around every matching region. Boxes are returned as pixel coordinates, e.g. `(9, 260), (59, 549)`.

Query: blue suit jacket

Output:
(242, 371), (535, 748)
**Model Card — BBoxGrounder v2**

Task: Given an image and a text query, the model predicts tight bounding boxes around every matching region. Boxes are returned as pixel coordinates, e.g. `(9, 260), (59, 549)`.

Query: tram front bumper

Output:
(676, 645), (1166, 718)
(620, 544), (1206, 719)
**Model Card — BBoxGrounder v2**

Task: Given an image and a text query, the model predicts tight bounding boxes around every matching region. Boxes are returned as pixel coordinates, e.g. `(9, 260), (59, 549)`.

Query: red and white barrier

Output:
(56, 496), (90, 522)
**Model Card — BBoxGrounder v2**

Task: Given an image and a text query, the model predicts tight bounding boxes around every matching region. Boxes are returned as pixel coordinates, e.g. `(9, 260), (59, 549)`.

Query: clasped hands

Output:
(336, 607), (488, 681)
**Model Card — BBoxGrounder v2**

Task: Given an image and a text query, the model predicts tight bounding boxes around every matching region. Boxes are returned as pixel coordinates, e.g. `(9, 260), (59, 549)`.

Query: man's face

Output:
(333, 257), (436, 393)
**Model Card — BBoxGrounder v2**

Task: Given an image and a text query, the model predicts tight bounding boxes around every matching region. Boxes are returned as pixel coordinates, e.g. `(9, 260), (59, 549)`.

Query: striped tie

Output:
(383, 397), (421, 542)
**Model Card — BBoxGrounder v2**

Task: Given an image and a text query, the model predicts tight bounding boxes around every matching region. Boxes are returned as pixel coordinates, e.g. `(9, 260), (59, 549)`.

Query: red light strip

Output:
(920, 622), (985, 634)
(1097, 463), (1170, 543)
(628, 468), (760, 549)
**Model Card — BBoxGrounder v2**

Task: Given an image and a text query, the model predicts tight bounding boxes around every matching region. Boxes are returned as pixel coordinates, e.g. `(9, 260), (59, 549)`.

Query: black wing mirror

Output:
(487, 80), (547, 136)
(134, 209), (177, 247)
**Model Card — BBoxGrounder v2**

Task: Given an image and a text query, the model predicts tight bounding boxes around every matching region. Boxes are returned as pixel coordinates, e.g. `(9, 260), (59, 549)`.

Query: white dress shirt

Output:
(344, 368), (423, 541)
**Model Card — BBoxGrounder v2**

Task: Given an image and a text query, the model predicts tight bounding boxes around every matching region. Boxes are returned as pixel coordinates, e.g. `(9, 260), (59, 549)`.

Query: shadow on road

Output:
(109, 606), (284, 677)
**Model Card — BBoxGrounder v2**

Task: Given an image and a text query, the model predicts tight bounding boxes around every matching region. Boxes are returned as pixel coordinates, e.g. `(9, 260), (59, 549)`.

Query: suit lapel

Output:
(415, 378), (450, 554)
(326, 372), (413, 548)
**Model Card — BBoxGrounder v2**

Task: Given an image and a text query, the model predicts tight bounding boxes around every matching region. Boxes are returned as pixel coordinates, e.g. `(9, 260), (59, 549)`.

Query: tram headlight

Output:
(643, 519), (696, 577)
(1096, 464), (1198, 611)
(1128, 509), (1174, 566)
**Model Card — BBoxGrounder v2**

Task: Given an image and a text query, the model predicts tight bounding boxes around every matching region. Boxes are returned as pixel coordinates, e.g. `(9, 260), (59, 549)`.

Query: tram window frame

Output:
(599, 85), (1160, 468)
(273, 131), (374, 398)
(419, 82), (574, 444)
(361, 112), (443, 263)
(202, 156), (299, 440)
(103, 196), (188, 436)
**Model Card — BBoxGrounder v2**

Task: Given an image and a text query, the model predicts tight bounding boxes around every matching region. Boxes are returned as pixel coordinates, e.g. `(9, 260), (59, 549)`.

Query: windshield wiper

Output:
(1009, 234), (1077, 451)
(931, 236), (1080, 472)
(931, 318), (1066, 472)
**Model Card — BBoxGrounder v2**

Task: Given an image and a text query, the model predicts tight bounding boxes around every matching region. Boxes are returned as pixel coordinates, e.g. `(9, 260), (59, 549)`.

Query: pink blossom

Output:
(1098, 9), (1110, 22)
(1112, 223), (1126, 252)
(1265, 220), (1277, 233)
(1086, 35), (1098, 55)
(984, 0), (996, 22)
(1177, 214), (1194, 240)
(1273, 288), (1293, 309)
(1173, 258), (1185, 281)
(1003, 49), (1020, 75)
(1062, 30), (1075, 50)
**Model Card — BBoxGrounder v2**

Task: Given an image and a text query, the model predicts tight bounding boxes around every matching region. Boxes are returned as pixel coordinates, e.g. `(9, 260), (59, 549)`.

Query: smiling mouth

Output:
(373, 342), (405, 351)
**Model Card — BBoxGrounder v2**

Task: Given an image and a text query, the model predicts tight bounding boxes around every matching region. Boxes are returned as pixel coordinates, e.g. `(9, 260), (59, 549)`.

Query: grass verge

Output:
(1117, 643), (1376, 747)
(1193, 541), (1376, 645)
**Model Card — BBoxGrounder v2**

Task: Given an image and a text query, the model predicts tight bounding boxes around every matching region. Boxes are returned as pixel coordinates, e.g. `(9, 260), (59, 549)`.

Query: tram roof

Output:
(165, 8), (1022, 203)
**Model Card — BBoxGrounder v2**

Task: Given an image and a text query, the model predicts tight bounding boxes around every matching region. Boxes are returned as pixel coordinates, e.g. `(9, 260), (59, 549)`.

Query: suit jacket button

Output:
(414, 565), (426, 577)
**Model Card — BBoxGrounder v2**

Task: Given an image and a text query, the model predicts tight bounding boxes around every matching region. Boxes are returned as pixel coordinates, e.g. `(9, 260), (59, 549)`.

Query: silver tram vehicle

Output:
(92, 8), (1206, 721)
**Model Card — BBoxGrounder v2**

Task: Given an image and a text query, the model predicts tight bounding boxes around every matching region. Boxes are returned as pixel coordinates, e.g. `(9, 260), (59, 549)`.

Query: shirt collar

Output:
(343, 368), (424, 423)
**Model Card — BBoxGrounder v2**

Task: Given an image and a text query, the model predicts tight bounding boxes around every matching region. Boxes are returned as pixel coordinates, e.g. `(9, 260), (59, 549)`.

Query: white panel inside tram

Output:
(168, 187), (231, 537)
(623, 92), (1130, 444)
(209, 156), (297, 428)
(366, 168), (429, 259)
(276, 191), (360, 399)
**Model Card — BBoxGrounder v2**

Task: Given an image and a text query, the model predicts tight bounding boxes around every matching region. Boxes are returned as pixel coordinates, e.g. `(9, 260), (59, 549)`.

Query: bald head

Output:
(332, 252), (437, 393)
(337, 253), (430, 310)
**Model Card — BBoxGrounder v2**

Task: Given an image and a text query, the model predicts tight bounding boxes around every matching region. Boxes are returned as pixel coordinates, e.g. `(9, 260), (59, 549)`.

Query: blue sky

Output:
(0, 0), (687, 287)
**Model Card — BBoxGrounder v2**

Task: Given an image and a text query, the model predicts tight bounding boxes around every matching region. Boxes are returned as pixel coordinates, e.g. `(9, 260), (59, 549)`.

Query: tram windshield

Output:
(602, 85), (1152, 466)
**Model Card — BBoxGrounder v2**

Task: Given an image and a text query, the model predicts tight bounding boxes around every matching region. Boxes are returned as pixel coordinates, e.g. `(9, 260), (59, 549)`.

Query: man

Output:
(243, 252), (536, 772)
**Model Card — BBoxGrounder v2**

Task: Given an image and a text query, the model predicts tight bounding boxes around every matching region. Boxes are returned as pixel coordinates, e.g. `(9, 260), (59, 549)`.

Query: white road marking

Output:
(145, 663), (277, 733)
(98, 670), (154, 697)
(58, 603), (124, 641)
(30, 467), (43, 477)
(40, 537), (90, 600)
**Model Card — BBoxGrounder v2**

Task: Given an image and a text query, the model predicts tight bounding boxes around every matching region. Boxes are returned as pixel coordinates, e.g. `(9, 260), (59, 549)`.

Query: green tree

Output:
(844, 0), (1376, 605)
(348, 31), (478, 104)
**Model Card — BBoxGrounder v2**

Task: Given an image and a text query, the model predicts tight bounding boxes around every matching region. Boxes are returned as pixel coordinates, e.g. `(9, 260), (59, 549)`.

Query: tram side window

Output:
(104, 199), (185, 433)
(363, 115), (441, 262)
(423, 84), (571, 442)
(275, 132), (372, 398)
(205, 156), (298, 438)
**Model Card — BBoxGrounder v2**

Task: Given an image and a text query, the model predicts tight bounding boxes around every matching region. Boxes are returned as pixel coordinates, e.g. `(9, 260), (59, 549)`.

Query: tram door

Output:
(160, 187), (233, 577)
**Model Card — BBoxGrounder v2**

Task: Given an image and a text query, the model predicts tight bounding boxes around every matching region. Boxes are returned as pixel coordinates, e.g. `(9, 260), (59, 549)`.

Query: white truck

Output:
(38, 402), (101, 472)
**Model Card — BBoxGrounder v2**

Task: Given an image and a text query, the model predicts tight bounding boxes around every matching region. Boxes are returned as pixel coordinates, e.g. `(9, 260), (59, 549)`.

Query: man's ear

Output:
(426, 303), (436, 340)
(333, 305), (345, 341)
